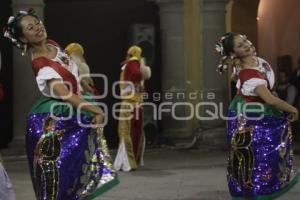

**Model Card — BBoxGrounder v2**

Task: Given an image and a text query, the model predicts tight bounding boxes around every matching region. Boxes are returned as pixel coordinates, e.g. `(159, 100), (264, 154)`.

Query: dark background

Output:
(0, 0), (13, 149)
(0, 0), (161, 148)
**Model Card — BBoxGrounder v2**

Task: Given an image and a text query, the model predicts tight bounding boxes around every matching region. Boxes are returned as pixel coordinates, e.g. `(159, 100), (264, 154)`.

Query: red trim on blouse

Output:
(237, 68), (270, 103)
(31, 40), (78, 95)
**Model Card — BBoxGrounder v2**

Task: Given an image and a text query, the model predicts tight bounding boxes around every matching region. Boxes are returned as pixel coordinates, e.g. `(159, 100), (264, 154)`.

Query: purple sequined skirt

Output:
(227, 108), (299, 199)
(26, 97), (118, 200)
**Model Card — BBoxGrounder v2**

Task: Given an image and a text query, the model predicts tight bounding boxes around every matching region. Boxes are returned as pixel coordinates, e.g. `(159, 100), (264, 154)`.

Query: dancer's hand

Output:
(81, 78), (95, 93)
(288, 108), (298, 122)
(92, 111), (104, 128)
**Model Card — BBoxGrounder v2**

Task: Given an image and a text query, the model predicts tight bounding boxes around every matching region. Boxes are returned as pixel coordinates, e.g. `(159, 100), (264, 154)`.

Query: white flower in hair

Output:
(19, 10), (28, 15)
(215, 43), (224, 56)
(4, 31), (10, 38)
(216, 64), (223, 74)
(240, 34), (247, 39)
(3, 31), (13, 41)
(232, 67), (237, 75)
(8, 16), (15, 24)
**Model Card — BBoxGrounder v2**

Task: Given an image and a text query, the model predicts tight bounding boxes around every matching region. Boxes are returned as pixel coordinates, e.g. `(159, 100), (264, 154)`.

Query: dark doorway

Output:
(45, 0), (161, 147)
(0, 0), (13, 149)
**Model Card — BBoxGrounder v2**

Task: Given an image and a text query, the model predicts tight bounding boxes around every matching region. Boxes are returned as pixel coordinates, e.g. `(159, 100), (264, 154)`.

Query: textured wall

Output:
(258, 0), (300, 71)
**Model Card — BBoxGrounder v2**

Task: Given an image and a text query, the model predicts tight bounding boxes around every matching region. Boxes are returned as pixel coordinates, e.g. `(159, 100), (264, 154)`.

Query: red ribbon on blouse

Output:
(31, 40), (78, 95)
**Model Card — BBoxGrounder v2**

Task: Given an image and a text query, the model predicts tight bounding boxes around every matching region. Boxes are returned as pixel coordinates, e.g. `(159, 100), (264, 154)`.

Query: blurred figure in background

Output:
(114, 46), (151, 172)
(65, 42), (100, 96)
(276, 71), (297, 105)
(0, 159), (16, 200)
(289, 57), (300, 135)
(289, 57), (300, 94)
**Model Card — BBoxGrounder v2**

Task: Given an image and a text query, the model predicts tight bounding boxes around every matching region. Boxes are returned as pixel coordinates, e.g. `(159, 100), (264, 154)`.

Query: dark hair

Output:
(3, 8), (39, 50)
(215, 32), (240, 75)
(221, 32), (239, 56)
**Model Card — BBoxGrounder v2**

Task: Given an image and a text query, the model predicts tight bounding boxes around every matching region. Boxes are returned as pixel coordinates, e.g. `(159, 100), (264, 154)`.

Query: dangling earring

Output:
(21, 43), (27, 56)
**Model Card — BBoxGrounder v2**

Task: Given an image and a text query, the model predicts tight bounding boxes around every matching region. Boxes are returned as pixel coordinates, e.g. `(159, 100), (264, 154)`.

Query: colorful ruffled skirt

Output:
(26, 94), (119, 200)
(227, 96), (299, 200)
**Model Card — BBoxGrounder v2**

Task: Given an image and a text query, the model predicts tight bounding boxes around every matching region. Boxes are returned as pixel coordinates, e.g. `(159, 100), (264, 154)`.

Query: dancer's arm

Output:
(47, 79), (104, 124)
(255, 85), (298, 121)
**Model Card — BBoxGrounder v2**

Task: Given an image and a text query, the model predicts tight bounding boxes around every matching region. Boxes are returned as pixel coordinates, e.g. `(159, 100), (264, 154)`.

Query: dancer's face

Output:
(232, 35), (253, 58)
(19, 15), (47, 45)
(245, 39), (256, 56)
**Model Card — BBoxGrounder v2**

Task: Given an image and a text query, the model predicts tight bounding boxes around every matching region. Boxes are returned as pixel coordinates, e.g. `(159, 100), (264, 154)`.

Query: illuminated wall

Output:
(258, 0), (300, 71)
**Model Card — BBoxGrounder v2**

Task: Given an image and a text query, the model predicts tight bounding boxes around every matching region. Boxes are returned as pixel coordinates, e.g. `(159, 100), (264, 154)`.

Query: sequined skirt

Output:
(227, 96), (299, 199)
(26, 95), (119, 200)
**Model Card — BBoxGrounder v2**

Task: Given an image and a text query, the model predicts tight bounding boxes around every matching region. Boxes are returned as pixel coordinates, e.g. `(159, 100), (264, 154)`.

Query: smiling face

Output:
(246, 39), (256, 56)
(19, 15), (47, 45)
(232, 35), (253, 58)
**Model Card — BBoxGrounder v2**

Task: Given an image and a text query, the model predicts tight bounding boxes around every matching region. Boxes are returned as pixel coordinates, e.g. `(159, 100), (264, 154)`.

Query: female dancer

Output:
(215, 32), (299, 199)
(3, 9), (118, 199)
